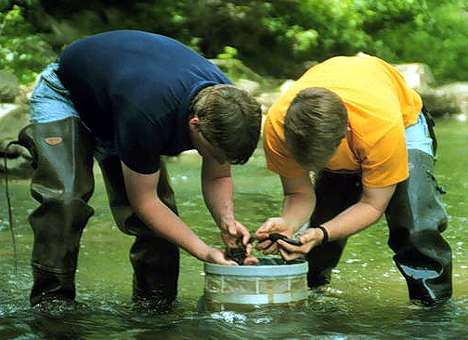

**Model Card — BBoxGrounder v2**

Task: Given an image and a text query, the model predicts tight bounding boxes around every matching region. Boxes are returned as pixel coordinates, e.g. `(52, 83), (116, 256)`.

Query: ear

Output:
(189, 116), (200, 127)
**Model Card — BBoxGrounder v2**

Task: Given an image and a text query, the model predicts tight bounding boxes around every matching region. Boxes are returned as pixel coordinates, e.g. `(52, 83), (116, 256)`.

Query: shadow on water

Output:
(1, 118), (468, 338)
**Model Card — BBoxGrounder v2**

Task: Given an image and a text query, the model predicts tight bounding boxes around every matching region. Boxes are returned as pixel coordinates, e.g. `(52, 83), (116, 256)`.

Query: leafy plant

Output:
(0, 4), (55, 83)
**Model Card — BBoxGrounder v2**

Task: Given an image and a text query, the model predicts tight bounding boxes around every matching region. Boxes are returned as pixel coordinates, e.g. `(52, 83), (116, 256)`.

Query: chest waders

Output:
(97, 154), (179, 311)
(18, 117), (180, 310)
(306, 115), (451, 306)
(18, 117), (95, 306)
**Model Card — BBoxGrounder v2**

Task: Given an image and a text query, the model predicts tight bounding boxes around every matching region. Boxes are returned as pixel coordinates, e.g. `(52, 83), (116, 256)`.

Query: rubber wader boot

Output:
(386, 148), (452, 306)
(306, 172), (362, 287)
(18, 117), (95, 306)
(98, 155), (180, 310)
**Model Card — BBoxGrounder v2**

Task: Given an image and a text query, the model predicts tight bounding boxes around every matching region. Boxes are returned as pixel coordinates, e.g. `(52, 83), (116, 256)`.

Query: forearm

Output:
(273, 185), (394, 260)
(135, 198), (210, 260)
(202, 176), (235, 227)
(320, 201), (384, 241)
(282, 191), (315, 234)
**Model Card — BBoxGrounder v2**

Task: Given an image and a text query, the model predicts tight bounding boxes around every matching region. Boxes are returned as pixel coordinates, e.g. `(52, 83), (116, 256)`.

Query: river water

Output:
(1, 118), (467, 339)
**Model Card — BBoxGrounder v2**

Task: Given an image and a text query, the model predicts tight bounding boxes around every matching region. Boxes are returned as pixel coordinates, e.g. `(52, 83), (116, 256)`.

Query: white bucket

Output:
(203, 257), (308, 310)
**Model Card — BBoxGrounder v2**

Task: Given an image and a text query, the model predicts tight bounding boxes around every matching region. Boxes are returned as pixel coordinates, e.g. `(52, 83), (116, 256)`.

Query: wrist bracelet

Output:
(316, 225), (329, 245)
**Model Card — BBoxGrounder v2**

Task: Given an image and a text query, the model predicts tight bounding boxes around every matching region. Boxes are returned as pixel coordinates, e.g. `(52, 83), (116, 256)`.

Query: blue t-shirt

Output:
(57, 30), (230, 174)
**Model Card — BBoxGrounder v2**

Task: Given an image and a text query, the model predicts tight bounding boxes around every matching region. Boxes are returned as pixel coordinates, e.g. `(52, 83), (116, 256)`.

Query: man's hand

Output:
(221, 219), (258, 264)
(254, 174), (315, 255)
(255, 217), (294, 255)
(220, 219), (251, 248)
(204, 247), (238, 265)
(276, 228), (324, 261)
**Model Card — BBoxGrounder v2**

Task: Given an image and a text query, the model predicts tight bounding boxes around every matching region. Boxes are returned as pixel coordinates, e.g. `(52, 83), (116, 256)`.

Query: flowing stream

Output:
(1, 118), (467, 339)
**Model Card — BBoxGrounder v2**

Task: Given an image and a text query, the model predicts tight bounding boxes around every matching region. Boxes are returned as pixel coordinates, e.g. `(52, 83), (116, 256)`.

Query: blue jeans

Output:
(29, 63), (80, 123)
(405, 113), (433, 157)
(29, 63), (114, 160)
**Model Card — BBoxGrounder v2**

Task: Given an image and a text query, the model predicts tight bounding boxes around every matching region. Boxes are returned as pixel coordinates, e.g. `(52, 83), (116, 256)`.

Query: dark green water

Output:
(1, 118), (467, 339)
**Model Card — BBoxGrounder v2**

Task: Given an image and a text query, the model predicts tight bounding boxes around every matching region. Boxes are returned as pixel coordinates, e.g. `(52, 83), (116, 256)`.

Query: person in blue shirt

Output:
(18, 30), (261, 309)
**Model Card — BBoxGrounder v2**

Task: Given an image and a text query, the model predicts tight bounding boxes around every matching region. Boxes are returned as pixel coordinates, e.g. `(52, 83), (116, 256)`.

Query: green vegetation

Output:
(0, 4), (55, 83)
(0, 0), (467, 84)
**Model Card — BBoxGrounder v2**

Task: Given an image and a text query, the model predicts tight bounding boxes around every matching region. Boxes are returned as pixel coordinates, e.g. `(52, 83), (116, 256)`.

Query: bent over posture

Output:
(18, 30), (261, 308)
(257, 55), (451, 306)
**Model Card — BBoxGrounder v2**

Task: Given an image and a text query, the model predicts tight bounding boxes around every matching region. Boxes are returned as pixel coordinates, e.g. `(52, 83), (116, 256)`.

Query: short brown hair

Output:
(284, 87), (348, 173)
(192, 84), (262, 164)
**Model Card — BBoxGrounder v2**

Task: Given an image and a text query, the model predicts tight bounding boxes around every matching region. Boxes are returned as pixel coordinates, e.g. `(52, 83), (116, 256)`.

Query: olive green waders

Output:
(19, 117), (180, 308)
(307, 148), (451, 306)
(18, 117), (95, 306)
(97, 153), (179, 309)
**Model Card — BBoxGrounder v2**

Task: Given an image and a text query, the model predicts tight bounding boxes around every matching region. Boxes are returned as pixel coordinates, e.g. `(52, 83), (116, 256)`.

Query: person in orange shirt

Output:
(256, 55), (451, 306)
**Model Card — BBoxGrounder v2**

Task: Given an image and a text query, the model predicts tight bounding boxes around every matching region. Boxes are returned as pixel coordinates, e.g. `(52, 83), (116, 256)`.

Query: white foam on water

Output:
(253, 317), (272, 324)
(210, 311), (247, 324)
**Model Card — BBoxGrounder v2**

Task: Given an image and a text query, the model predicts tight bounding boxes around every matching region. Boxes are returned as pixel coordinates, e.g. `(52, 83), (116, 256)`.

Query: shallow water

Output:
(1, 118), (467, 339)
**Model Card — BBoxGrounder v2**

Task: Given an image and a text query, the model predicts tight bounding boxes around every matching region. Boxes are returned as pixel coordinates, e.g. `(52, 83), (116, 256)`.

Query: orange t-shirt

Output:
(263, 55), (422, 187)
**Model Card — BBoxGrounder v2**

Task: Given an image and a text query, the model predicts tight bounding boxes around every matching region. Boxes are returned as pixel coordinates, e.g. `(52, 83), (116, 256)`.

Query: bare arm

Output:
(318, 185), (395, 240)
(201, 156), (234, 229)
(278, 184), (396, 260)
(121, 161), (235, 264)
(255, 172), (315, 250)
(201, 156), (251, 247)
(281, 173), (316, 232)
